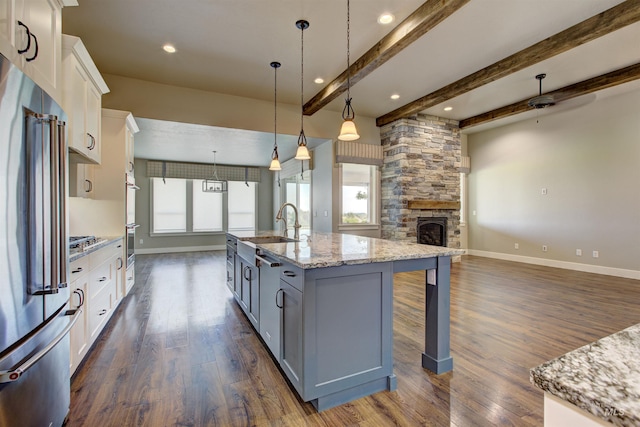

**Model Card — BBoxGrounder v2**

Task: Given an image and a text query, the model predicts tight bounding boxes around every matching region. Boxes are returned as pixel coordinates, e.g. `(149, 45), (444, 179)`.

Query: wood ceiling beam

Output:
(458, 63), (640, 129)
(376, 0), (640, 127)
(302, 0), (471, 116)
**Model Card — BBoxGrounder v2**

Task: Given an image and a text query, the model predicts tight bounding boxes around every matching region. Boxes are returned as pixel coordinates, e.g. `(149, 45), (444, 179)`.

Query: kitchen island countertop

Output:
(230, 230), (464, 269)
(530, 323), (640, 426)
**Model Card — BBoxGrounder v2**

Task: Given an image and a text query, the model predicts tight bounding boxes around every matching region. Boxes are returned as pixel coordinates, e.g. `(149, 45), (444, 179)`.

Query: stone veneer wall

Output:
(381, 114), (462, 249)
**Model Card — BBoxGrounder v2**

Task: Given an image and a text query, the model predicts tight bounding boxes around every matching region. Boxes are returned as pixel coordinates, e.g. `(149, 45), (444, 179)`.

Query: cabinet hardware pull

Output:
(276, 289), (283, 309)
(283, 271), (296, 277)
(85, 179), (93, 193)
(72, 267), (83, 273)
(243, 266), (252, 281)
(98, 309), (107, 316)
(73, 288), (85, 308)
(86, 133), (96, 150)
(117, 257), (123, 270)
(25, 32), (38, 62)
(98, 276), (107, 282)
(117, 244), (122, 248)
(16, 21), (31, 54)
(129, 161), (135, 172)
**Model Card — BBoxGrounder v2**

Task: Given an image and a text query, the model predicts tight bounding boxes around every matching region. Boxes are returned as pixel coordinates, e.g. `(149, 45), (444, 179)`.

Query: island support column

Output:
(422, 255), (453, 374)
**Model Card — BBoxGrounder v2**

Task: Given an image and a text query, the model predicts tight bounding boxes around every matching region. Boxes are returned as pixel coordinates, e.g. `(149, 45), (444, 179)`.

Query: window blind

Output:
(335, 140), (383, 166)
(147, 160), (261, 182)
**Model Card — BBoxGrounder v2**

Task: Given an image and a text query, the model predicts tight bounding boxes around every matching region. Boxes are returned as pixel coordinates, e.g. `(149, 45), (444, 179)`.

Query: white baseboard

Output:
(136, 245), (226, 255)
(467, 250), (640, 280)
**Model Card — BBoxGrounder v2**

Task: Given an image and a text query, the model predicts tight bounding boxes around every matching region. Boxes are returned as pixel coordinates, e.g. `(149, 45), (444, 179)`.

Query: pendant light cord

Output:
(346, 0), (351, 101)
(300, 23), (305, 133)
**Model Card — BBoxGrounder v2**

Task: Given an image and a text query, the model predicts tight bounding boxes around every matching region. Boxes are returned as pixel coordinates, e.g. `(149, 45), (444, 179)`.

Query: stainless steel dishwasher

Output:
(255, 250), (282, 359)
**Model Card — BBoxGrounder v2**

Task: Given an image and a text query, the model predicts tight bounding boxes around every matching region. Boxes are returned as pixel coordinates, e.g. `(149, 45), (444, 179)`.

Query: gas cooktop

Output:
(69, 236), (106, 252)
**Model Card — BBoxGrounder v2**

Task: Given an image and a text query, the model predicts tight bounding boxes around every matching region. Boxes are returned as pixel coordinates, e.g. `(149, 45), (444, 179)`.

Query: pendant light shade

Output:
(339, 119), (360, 141)
(295, 19), (310, 161)
(338, 0), (360, 141)
(269, 61), (282, 171)
(295, 144), (310, 160)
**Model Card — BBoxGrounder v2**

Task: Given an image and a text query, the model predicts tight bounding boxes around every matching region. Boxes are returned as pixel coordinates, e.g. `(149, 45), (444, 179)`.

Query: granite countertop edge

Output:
(69, 236), (124, 262)
(229, 230), (465, 269)
(530, 323), (640, 427)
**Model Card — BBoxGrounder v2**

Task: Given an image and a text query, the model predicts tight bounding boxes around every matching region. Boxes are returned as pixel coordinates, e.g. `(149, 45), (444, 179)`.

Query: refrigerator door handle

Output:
(0, 308), (81, 383)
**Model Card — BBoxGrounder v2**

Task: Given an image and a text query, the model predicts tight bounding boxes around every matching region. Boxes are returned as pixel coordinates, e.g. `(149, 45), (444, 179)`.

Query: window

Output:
(228, 181), (256, 231)
(340, 163), (378, 225)
(153, 178), (187, 233)
(152, 178), (254, 234)
(193, 180), (223, 232)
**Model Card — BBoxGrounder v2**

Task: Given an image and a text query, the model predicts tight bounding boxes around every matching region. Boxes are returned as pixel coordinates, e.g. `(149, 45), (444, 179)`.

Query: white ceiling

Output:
(62, 0), (640, 166)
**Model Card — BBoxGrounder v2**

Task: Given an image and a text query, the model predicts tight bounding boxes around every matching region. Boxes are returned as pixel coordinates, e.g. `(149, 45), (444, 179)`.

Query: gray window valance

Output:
(147, 160), (261, 182)
(335, 140), (383, 166)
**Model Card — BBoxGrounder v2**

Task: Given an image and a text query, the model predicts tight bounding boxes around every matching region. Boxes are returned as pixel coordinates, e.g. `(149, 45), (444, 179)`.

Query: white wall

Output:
(467, 88), (640, 278)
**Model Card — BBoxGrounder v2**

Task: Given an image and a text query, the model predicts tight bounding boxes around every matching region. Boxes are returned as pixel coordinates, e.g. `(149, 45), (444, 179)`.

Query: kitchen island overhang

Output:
(226, 231), (463, 411)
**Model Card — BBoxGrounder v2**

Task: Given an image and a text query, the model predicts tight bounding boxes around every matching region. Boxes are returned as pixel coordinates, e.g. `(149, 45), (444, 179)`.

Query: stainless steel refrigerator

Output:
(0, 52), (80, 426)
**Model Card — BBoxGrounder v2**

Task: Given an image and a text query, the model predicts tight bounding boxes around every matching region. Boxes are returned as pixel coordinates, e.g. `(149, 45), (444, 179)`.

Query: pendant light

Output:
(269, 61), (282, 171)
(294, 19), (311, 160)
(202, 150), (228, 193)
(338, 0), (360, 141)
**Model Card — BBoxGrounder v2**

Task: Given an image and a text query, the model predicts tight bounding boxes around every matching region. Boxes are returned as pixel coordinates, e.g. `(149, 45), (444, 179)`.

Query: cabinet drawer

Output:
(70, 256), (89, 281)
(280, 261), (304, 291)
(88, 260), (111, 298)
(89, 244), (117, 270)
(88, 279), (113, 338)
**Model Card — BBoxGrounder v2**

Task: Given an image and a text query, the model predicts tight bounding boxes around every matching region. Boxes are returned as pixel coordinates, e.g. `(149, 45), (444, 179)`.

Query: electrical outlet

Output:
(541, 188), (547, 195)
(139, 239), (143, 244)
(576, 249), (582, 256)
(593, 250), (599, 258)
(514, 243), (519, 249)
(542, 245), (548, 252)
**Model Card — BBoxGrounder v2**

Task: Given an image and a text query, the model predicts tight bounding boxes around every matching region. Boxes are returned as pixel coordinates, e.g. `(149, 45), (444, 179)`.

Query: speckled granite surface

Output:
(230, 230), (464, 269)
(530, 323), (640, 426)
(69, 236), (124, 262)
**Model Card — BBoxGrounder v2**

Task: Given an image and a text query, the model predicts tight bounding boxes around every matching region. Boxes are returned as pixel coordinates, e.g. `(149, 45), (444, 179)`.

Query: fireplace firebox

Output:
(417, 217), (447, 247)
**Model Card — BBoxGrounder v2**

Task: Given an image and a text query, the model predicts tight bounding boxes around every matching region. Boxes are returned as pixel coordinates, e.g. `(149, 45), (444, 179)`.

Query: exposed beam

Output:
(302, 0), (471, 116)
(376, 0), (640, 127)
(458, 63), (640, 129)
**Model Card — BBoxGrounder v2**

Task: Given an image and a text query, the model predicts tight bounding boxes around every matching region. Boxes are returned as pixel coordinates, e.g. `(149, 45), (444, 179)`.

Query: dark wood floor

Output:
(65, 253), (640, 427)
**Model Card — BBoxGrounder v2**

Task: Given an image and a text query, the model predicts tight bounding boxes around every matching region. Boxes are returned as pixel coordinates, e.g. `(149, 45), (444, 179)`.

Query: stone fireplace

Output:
(380, 114), (462, 254)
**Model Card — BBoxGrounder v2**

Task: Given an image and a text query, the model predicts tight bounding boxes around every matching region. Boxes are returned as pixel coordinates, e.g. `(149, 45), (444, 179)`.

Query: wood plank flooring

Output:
(65, 253), (640, 426)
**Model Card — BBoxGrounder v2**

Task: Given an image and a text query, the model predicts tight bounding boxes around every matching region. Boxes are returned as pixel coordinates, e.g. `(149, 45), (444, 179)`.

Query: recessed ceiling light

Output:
(314, 77), (324, 84)
(390, 94), (400, 100)
(444, 106), (453, 111)
(163, 44), (176, 53)
(377, 13), (394, 25)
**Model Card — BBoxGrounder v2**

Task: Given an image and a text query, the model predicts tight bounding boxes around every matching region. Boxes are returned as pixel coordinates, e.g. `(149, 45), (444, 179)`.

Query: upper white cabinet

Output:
(0, 0), (76, 102)
(61, 34), (109, 165)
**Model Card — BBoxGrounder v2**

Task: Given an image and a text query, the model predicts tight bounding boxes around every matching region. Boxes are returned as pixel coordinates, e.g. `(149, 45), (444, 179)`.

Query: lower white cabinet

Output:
(68, 238), (125, 375)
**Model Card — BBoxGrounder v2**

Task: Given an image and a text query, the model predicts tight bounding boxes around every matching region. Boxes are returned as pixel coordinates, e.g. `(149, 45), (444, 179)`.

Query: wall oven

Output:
(125, 175), (139, 268)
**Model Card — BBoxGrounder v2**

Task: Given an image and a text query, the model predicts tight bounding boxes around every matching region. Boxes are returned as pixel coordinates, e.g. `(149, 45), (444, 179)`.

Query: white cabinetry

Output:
(0, 0), (74, 101)
(62, 34), (108, 168)
(68, 239), (124, 375)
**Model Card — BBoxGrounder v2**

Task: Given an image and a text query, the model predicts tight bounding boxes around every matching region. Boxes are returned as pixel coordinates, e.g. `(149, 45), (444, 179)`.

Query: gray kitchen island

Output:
(225, 231), (463, 411)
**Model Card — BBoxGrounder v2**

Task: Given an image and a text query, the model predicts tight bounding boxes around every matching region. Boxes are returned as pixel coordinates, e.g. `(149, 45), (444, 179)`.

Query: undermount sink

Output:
(245, 236), (298, 244)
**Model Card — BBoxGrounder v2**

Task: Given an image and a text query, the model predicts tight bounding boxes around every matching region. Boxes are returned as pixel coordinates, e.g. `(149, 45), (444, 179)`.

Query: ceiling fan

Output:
(528, 73), (556, 109)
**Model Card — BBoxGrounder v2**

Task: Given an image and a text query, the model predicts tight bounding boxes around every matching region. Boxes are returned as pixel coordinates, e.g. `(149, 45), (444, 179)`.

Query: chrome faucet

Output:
(275, 202), (301, 240)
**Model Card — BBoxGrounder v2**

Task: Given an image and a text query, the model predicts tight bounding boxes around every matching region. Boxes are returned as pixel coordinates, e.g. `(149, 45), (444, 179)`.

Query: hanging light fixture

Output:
(202, 150), (228, 193)
(269, 61), (282, 171)
(338, 0), (360, 141)
(294, 19), (311, 160)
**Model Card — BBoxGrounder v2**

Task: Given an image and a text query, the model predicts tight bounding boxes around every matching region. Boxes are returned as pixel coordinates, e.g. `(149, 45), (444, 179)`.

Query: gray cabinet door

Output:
(225, 246), (235, 293)
(280, 279), (303, 395)
(247, 264), (259, 328)
(233, 256), (242, 302)
(259, 264), (281, 359)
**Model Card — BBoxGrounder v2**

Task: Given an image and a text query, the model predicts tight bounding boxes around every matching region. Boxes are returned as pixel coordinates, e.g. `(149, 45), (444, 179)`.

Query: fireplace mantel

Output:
(408, 200), (461, 210)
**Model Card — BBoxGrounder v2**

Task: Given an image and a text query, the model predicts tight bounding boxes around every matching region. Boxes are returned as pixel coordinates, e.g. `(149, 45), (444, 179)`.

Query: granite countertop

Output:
(229, 230), (464, 269)
(530, 323), (640, 427)
(69, 236), (124, 262)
